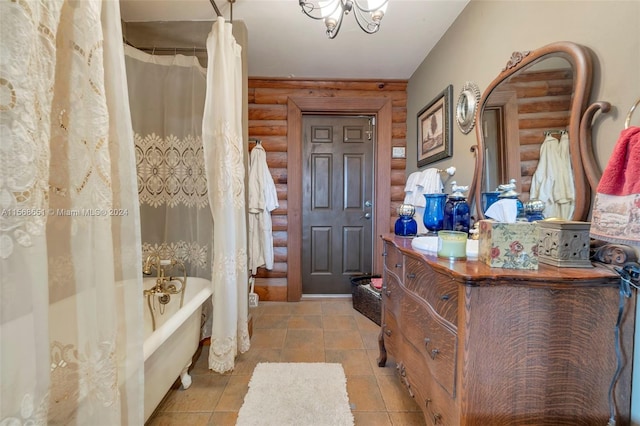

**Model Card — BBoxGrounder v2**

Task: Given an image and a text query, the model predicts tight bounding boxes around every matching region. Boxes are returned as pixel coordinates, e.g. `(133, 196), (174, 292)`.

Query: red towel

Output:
(596, 126), (640, 196)
(590, 126), (640, 246)
(370, 278), (383, 290)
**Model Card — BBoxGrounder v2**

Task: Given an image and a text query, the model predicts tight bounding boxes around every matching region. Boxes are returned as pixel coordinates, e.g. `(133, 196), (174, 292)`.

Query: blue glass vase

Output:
(423, 193), (446, 235)
(394, 216), (418, 237)
(394, 204), (418, 237)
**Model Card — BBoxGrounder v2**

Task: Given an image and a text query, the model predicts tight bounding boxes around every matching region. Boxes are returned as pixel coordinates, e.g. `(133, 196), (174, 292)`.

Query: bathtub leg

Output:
(180, 362), (193, 390)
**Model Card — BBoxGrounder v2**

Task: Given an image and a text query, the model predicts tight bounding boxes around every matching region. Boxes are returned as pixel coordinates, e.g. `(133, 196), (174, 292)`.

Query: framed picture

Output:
(417, 84), (453, 167)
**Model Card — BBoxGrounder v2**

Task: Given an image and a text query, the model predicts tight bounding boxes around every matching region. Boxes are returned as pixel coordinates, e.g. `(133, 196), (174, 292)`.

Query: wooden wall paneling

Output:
(488, 68), (572, 201)
(249, 78), (407, 301)
(286, 98), (303, 301)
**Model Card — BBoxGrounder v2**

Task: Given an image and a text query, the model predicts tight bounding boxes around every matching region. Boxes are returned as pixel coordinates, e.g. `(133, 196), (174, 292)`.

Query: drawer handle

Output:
(405, 381), (414, 398)
(441, 294), (450, 301)
(385, 329), (392, 337)
(433, 413), (443, 424)
(406, 273), (416, 279)
(425, 398), (431, 407)
(424, 338), (430, 347)
(395, 263), (401, 268)
(430, 349), (440, 360)
(385, 290), (391, 297)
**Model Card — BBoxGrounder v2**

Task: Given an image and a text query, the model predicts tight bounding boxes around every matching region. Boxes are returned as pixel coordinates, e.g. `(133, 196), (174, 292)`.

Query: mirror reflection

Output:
(474, 42), (595, 221)
(482, 58), (574, 218)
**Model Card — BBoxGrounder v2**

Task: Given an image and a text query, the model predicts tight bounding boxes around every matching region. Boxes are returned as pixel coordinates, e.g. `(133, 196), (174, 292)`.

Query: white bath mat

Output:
(236, 362), (354, 426)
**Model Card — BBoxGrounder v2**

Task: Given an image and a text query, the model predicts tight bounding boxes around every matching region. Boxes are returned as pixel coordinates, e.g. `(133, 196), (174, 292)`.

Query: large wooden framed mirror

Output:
(471, 41), (600, 221)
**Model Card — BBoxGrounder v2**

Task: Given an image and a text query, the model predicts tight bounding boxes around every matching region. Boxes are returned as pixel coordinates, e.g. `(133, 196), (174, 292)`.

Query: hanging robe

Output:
(248, 144), (279, 275)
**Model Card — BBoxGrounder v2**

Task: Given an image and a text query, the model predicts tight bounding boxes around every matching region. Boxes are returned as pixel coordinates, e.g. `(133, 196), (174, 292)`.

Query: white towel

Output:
(403, 171), (422, 205)
(417, 168), (444, 194)
(412, 168), (444, 207)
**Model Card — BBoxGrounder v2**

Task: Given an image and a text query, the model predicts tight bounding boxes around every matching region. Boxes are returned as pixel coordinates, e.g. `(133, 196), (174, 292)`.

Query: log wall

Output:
(248, 79), (408, 301)
(494, 69), (573, 200)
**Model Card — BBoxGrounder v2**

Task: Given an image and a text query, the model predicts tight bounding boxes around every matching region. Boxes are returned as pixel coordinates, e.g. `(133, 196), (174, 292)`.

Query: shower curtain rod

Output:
(210, 0), (234, 22)
(209, 0), (222, 17)
(124, 39), (208, 54)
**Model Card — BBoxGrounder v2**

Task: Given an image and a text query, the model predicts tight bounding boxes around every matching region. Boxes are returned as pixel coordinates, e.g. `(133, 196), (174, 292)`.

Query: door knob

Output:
(363, 212), (371, 219)
(364, 200), (372, 207)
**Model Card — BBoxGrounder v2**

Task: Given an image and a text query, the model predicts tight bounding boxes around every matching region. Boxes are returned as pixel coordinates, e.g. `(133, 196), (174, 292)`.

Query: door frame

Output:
(287, 97), (392, 301)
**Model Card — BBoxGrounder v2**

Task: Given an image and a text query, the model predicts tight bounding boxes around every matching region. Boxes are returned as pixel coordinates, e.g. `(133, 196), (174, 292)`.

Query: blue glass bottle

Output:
(444, 182), (470, 233)
(394, 204), (418, 237)
(423, 193), (446, 235)
(524, 199), (545, 222)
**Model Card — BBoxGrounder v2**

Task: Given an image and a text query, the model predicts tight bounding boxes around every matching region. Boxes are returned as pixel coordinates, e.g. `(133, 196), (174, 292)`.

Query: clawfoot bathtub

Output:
(143, 276), (212, 422)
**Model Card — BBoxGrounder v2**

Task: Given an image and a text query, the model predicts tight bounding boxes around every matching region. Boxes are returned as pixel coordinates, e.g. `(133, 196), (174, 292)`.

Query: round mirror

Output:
(471, 41), (596, 221)
(456, 81), (481, 134)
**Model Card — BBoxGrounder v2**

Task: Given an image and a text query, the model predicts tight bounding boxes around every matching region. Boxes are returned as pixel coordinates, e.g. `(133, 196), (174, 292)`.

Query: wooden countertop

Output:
(382, 234), (620, 288)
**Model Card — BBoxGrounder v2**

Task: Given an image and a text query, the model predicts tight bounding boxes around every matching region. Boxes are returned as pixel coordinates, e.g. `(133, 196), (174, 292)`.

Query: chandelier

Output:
(299, 0), (389, 39)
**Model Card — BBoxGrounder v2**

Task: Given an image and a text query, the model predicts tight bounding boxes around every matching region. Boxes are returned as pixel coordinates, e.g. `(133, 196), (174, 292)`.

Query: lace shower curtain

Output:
(1, 1), (143, 424)
(124, 45), (214, 337)
(203, 17), (250, 372)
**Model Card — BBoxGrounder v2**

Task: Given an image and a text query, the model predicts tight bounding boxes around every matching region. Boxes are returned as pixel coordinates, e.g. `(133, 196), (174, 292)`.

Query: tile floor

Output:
(146, 298), (426, 425)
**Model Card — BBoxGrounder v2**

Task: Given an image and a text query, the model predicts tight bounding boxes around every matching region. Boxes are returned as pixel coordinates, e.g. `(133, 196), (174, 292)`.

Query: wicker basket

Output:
(350, 275), (382, 326)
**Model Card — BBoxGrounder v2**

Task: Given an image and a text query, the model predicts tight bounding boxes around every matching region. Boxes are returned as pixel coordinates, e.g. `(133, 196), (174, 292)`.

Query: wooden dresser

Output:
(378, 235), (635, 426)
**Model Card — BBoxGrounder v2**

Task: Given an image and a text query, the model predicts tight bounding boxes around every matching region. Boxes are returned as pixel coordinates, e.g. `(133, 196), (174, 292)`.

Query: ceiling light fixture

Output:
(299, 0), (389, 39)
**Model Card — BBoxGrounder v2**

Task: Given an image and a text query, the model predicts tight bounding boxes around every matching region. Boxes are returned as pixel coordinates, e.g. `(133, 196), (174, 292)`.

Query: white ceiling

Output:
(119, 0), (470, 80)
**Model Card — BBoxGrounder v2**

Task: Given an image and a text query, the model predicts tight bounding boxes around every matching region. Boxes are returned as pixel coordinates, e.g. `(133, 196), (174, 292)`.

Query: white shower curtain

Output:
(124, 45), (214, 338)
(0, 0), (143, 424)
(203, 17), (250, 372)
(124, 46), (213, 278)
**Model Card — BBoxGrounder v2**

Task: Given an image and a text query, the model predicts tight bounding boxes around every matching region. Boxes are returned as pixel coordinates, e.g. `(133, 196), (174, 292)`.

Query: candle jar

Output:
(423, 193), (446, 235)
(437, 230), (468, 260)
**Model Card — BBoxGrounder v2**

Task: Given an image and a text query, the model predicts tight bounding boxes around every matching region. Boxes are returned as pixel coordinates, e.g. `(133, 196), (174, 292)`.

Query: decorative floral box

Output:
(478, 220), (540, 270)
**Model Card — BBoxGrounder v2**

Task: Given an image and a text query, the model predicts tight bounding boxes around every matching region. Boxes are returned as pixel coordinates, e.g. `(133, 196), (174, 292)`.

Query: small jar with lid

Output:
(498, 178), (525, 220)
(443, 181), (470, 233)
(394, 203), (418, 237)
(524, 199), (545, 222)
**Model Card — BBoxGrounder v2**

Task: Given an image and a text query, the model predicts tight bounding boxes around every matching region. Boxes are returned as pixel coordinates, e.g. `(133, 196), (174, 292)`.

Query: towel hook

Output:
(625, 98), (640, 129)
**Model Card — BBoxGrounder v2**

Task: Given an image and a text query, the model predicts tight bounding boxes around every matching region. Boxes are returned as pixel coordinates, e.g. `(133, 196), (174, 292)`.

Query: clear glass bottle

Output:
(444, 181), (470, 233)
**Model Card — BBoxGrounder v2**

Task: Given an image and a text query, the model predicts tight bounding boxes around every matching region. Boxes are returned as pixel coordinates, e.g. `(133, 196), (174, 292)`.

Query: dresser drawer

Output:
(383, 241), (404, 282)
(381, 309), (401, 356)
(382, 271), (401, 314)
(404, 255), (458, 325)
(401, 340), (457, 426)
(402, 294), (457, 397)
(423, 382), (455, 426)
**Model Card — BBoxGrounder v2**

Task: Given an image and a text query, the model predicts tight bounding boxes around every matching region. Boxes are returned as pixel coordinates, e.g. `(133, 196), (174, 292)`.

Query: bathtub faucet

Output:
(143, 255), (187, 298)
(143, 254), (162, 277)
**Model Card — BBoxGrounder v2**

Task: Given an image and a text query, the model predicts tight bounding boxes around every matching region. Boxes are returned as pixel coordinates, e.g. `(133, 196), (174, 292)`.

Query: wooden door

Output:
(302, 115), (375, 294)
